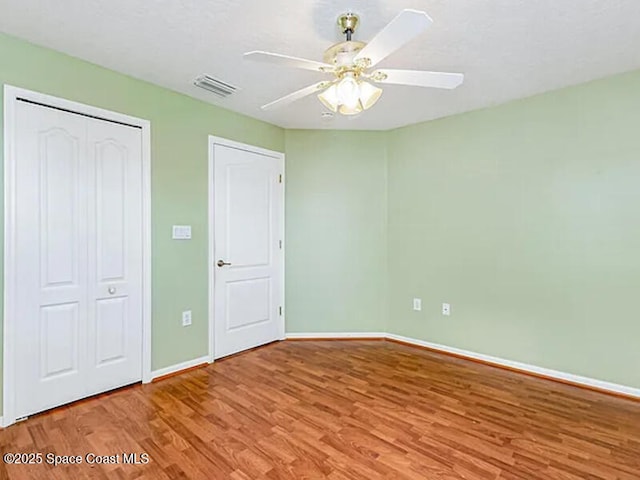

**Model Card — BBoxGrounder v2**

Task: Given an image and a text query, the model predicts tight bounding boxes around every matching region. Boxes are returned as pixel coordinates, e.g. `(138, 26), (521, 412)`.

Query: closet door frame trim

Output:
(2, 85), (153, 427)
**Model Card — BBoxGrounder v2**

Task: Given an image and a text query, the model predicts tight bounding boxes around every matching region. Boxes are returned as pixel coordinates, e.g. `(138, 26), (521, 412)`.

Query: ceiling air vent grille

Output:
(193, 75), (237, 98)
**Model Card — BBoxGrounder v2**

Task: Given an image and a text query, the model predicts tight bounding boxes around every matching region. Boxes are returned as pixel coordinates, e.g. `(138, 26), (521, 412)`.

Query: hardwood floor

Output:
(1, 340), (639, 479)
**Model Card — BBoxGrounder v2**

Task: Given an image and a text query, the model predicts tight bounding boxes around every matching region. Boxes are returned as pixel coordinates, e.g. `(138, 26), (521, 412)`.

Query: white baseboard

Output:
(150, 355), (211, 381)
(284, 331), (640, 399)
(385, 333), (640, 399)
(286, 332), (386, 340)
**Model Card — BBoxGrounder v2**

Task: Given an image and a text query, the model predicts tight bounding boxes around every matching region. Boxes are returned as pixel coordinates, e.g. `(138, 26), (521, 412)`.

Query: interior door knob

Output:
(108, 287), (116, 294)
(217, 260), (231, 267)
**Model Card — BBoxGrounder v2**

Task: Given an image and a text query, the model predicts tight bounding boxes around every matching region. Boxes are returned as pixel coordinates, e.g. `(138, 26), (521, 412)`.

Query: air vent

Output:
(193, 75), (237, 98)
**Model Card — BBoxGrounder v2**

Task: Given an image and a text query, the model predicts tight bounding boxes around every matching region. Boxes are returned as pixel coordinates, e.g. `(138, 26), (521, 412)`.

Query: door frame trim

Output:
(207, 135), (285, 362)
(2, 85), (153, 427)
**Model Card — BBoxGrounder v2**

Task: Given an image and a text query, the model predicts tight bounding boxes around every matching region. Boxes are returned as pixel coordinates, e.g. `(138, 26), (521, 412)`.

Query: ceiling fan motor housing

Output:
(323, 40), (366, 68)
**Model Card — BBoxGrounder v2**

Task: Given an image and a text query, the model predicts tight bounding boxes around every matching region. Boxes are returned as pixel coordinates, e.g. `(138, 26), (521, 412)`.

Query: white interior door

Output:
(213, 142), (284, 359)
(13, 101), (143, 418)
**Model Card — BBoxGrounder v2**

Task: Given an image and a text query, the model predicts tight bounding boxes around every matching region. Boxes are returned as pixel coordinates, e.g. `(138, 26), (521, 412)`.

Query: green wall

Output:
(0, 31), (285, 401)
(387, 69), (640, 388)
(285, 130), (388, 333)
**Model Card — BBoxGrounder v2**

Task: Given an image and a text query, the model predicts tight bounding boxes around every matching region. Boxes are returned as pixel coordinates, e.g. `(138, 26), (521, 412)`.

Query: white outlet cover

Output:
(442, 303), (451, 316)
(172, 225), (192, 240)
(413, 298), (422, 311)
(182, 310), (192, 326)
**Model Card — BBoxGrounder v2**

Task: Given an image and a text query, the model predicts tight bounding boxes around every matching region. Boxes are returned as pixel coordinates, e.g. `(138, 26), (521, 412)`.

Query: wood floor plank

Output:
(1, 340), (639, 479)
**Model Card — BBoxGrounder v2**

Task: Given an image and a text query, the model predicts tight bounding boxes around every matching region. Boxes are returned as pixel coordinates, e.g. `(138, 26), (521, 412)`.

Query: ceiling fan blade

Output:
(374, 69), (464, 89)
(354, 9), (433, 68)
(244, 51), (334, 73)
(261, 82), (330, 110)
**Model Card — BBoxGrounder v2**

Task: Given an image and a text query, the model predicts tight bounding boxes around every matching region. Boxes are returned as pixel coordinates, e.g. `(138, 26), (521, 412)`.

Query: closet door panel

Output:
(14, 102), (89, 418)
(85, 118), (143, 396)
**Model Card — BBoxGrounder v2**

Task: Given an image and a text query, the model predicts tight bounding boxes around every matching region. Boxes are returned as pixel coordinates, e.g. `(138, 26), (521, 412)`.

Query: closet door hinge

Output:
(279, 306), (283, 316)
(278, 174), (283, 184)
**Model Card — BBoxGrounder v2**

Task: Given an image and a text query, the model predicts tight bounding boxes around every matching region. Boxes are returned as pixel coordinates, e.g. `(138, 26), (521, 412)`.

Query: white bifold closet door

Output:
(13, 101), (143, 418)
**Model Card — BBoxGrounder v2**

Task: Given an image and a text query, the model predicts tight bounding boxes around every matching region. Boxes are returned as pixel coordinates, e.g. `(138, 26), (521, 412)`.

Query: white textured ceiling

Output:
(1, 0), (639, 130)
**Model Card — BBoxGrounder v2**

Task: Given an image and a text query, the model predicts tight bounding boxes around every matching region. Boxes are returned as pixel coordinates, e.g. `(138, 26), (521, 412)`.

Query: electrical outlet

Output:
(182, 310), (192, 326)
(442, 303), (451, 316)
(413, 298), (422, 311)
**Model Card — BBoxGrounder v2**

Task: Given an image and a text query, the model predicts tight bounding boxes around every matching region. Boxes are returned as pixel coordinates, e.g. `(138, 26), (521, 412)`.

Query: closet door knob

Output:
(108, 287), (116, 295)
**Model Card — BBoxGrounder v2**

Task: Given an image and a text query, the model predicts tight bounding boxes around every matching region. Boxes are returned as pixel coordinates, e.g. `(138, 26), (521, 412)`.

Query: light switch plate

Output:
(182, 310), (192, 326)
(442, 303), (451, 316)
(172, 225), (192, 240)
(413, 298), (422, 311)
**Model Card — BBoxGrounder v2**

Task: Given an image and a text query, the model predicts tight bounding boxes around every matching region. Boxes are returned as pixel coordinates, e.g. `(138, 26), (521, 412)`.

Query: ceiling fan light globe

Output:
(338, 103), (363, 116)
(317, 84), (339, 112)
(358, 81), (383, 110)
(337, 76), (360, 109)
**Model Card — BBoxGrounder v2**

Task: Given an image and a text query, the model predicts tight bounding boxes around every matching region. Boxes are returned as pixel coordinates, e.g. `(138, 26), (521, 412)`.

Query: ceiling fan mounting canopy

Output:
(244, 9), (464, 116)
(337, 13), (359, 39)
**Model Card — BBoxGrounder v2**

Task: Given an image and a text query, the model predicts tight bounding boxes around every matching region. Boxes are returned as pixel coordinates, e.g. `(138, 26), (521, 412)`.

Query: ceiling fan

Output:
(244, 9), (464, 116)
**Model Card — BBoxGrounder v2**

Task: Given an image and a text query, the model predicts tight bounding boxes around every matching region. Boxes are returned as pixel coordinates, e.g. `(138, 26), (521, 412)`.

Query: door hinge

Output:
(278, 174), (283, 184)
(279, 306), (283, 316)
(279, 240), (283, 249)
